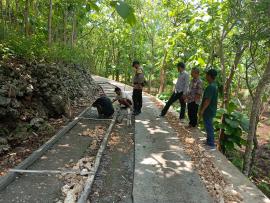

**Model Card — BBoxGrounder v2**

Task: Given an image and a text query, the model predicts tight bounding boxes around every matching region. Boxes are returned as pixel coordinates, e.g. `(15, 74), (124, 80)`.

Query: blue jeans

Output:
(203, 117), (215, 147)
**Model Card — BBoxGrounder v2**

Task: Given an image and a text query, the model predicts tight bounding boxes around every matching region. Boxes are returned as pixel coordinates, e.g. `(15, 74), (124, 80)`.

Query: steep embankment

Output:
(0, 58), (99, 172)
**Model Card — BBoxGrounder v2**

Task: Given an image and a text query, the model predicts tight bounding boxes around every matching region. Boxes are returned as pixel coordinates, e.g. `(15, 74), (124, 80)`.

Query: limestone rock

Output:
(0, 95), (11, 106)
(30, 118), (45, 129)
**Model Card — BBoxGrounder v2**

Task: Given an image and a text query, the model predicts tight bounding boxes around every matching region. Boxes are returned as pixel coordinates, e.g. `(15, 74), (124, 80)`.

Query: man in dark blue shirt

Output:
(92, 96), (114, 118)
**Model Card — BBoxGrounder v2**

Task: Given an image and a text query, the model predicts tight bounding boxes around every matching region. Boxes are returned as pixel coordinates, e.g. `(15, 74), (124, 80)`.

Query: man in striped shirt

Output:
(159, 62), (189, 120)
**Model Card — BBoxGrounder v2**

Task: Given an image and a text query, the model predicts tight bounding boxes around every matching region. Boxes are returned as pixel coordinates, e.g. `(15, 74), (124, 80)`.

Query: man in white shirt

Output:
(159, 62), (189, 120)
(113, 87), (132, 108)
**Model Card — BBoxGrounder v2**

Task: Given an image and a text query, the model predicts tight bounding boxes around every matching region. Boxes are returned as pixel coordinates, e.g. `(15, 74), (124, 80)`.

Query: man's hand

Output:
(198, 110), (203, 121)
(182, 95), (187, 103)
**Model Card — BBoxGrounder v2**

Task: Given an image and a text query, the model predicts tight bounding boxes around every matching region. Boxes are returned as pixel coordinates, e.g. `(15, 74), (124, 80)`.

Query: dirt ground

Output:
(0, 97), (92, 176)
(252, 114), (270, 197)
(89, 109), (134, 203)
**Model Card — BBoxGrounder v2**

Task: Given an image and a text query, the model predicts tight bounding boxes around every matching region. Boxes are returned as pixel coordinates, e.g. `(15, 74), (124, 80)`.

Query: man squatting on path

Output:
(159, 62), (189, 121)
(186, 67), (203, 128)
(132, 61), (145, 116)
(199, 69), (218, 150)
(92, 87), (114, 119)
(112, 87), (133, 108)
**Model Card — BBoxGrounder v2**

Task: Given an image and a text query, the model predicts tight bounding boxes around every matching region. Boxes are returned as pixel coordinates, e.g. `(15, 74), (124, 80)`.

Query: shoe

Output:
(157, 114), (165, 118)
(205, 145), (216, 151)
(179, 119), (185, 123)
(132, 111), (140, 116)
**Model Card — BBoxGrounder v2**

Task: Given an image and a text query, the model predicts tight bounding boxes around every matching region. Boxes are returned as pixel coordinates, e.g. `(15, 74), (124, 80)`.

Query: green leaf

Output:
(224, 126), (234, 135)
(240, 117), (249, 131)
(110, 1), (136, 26)
(224, 141), (235, 151)
(227, 101), (237, 113)
(225, 118), (239, 128)
(197, 57), (205, 66)
(88, 2), (100, 12)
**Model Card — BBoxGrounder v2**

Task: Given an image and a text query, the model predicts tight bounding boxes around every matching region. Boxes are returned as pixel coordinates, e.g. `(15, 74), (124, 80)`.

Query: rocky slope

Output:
(0, 58), (99, 154)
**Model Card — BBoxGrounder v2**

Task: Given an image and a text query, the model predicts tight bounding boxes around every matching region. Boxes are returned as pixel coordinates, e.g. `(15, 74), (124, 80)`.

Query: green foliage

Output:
(258, 182), (270, 197)
(110, 1), (136, 26)
(157, 92), (171, 102)
(214, 101), (249, 153)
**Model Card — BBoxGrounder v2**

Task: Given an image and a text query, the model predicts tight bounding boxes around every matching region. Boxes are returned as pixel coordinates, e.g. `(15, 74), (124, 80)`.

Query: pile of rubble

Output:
(57, 126), (107, 203)
(0, 58), (100, 154)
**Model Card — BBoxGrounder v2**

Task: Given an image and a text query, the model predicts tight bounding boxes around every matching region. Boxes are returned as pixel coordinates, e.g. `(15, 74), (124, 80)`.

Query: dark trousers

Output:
(132, 89), (142, 112)
(188, 102), (199, 127)
(161, 92), (186, 119)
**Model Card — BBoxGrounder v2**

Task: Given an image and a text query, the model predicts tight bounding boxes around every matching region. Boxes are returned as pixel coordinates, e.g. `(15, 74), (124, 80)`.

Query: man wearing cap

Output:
(132, 60), (145, 116)
(159, 62), (189, 121)
(199, 69), (218, 150)
(92, 86), (114, 118)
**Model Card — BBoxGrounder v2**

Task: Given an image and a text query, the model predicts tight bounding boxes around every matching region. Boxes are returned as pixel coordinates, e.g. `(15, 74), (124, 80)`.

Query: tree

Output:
(48, 0), (53, 45)
(243, 55), (270, 175)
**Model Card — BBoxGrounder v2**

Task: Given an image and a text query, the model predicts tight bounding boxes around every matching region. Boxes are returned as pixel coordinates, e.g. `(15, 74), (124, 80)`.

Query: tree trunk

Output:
(0, 0), (3, 20)
(63, 8), (67, 44)
(48, 0), (53, 45)
(158, 50), (167, 94)
(250, 115), (259, 172)
(148, 37), (155, 94)
(15, 0), (19, 27)
(218, 39), (226, 91)
(223, 44), (246, 107)
(218, 44), (246, 152)
(71, 10), (76, 47)
(243, 54), (270, 176)
(24, 0), (30, 36)
(6, 0), (11, 22)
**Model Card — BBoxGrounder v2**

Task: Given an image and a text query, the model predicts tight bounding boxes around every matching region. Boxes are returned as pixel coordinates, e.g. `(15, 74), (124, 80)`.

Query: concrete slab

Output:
(133, 96), (212, 203)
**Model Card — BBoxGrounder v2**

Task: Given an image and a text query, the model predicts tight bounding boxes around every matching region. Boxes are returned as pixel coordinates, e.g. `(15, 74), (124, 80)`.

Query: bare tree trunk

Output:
(71, 10), (76, 47)
(218, 44), (246, 152)
(48, 0), (53, 45)
(0, 0), (3, 20)
(223, 44), (246, 106)
(6, 0), (11, 22)
(250, 115), (259, 172)
(158, 50), (167, 94)
(243, 54), (270, 176)
(219, 39), (226, 91)
(63, 8), (67, 44)
(15, 0), (19, 27)
(148, 37), (155, 94)
(24, 0), (30, 36)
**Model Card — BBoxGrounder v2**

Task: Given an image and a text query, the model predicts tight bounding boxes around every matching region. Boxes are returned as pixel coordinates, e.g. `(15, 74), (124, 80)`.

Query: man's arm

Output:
(122, 98), (131, 108)
(200, 99), (211, 116)
(183, 73), (190, 96)
(199, 86), (213, 118)
(195, 80), (203, 102)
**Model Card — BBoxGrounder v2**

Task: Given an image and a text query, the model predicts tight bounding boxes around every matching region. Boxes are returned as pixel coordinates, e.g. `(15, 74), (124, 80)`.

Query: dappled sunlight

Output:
(147, 126), (170, 135)
(135, 119), (150, 125)
(57, 144), (70, 148)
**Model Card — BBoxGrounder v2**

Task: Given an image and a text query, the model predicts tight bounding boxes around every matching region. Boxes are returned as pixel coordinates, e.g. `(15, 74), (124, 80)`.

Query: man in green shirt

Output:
(199, 69), (218, 150)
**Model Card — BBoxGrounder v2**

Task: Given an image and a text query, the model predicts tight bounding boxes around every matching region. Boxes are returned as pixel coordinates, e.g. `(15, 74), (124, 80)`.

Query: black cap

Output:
(177, 62), (186, 69)
(206, 69), (217, 79)
(132, 60), (140, 67)
(114, 87), (121, 92)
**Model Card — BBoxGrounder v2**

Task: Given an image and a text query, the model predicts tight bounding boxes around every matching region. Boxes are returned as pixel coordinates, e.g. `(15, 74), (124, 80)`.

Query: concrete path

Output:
(92, 76), (212, 203)
(133, 95), (212, 203)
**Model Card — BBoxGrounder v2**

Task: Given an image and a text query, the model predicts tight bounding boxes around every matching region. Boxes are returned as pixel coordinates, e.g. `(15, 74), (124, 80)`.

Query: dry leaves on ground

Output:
(151, 96), (243, 203)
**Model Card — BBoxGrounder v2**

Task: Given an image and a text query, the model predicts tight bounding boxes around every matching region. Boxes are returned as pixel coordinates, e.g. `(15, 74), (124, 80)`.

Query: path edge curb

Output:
(0, 106), (92, 191)
(146, 92), (270, 203)
(77, 111), (118, 203)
